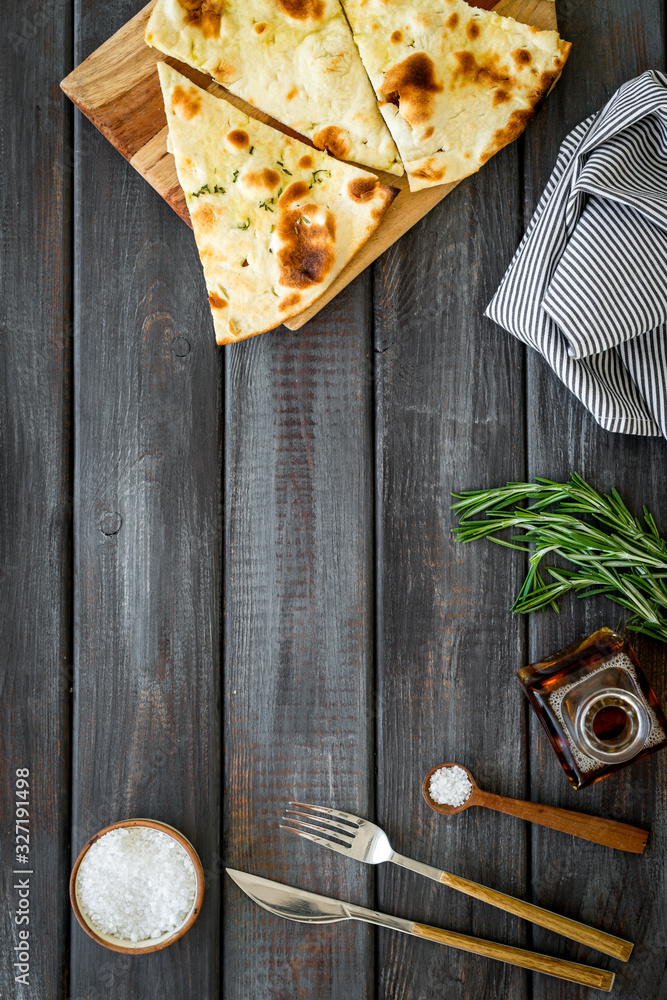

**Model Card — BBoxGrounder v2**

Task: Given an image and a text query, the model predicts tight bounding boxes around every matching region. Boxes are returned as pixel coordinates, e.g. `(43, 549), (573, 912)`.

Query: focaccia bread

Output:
(158, 63), (398, 343)
(146, 0), (403, 175)
(341, 0), (571, 190)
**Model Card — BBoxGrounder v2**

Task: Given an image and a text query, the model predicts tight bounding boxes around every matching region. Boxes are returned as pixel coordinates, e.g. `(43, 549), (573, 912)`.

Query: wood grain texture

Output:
(519, 2), (667, 999)
(438, 871), (632, 960)
(411, 922), (615, 990)
(475, 791), (649, 853)
(223, 281), (375, 999)
(60, 0), (559, 332)
(372, 104), (529, 1000)
(69, 4), (222, 1000)
(0, 3), (72, 999)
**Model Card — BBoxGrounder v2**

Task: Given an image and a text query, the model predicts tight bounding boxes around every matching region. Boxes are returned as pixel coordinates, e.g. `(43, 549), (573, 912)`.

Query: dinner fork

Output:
(281, 802), (632, 962)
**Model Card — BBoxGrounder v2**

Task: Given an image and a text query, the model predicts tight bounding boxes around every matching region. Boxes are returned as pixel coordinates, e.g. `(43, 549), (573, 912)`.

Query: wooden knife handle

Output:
(439, 870), (633, 962)
(412, 922), (615, 992)
(478, 790), (649, 854)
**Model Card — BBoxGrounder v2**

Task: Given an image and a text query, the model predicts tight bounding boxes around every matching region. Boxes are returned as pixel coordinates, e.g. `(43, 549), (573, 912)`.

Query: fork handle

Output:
(411, 923), (614, 991)
(390, 854), (632, 961)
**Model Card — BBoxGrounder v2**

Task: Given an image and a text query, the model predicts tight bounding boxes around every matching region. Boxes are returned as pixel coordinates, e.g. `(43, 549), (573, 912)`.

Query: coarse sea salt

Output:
(429, 765), (473, 807)
(76, 826), (197, 943)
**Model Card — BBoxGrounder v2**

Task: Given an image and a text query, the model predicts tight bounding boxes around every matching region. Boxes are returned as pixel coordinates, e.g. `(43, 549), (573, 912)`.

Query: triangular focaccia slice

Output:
(158, 64), (397, 343)
(340, 0), (571, 191)
(146, 0), (403, 175)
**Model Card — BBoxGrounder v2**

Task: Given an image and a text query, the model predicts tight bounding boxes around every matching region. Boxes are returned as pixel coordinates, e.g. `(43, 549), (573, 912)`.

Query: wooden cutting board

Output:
(61, 0), (558, 331)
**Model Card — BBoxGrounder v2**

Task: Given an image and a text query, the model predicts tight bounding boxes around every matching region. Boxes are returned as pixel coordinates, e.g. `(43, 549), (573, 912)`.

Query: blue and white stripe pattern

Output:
(486, 71), (667, 438)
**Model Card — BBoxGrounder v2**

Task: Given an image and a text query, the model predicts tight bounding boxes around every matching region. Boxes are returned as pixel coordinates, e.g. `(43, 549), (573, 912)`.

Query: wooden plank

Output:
(522, 2), (667, 998)
(223, 282), (375, 999)
(0, 3), (72, 999)
(372, 115), (529, 997)
(60, 0), (560, 331)
(69, 3), (222, 998)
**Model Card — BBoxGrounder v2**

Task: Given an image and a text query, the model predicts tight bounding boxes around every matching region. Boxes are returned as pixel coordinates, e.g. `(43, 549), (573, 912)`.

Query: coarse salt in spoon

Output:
(422, 762), (649, 853)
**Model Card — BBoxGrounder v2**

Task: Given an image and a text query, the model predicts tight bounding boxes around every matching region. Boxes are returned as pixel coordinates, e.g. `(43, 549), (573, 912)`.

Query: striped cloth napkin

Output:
(486, 70), (667, 438)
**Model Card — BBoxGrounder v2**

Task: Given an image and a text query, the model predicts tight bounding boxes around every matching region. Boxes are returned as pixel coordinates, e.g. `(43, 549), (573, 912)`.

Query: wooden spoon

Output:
(422, 763), (648, 854)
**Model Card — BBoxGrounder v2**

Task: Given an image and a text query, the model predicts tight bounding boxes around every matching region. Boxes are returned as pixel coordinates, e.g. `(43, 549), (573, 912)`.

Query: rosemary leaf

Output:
(452, 474), (667, 643)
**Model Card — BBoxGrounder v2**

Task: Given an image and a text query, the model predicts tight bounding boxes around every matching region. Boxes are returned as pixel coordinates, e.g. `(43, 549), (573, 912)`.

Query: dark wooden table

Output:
(2, 1), (666, 997)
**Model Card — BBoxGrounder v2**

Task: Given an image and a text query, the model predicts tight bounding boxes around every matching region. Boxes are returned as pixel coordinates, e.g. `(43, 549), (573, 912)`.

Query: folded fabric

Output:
(486, 70), (667, 438)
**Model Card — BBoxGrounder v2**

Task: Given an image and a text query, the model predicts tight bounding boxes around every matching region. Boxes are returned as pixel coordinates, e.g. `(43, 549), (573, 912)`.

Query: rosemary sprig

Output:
(451, 473), (667, 643)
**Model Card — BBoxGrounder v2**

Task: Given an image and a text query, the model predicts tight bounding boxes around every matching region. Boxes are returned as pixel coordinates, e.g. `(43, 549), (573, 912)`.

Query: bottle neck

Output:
(574, 687), (650, 763)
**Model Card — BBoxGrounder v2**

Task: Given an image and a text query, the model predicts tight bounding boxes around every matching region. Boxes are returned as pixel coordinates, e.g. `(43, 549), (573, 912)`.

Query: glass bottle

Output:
(517, 628), (667, 790)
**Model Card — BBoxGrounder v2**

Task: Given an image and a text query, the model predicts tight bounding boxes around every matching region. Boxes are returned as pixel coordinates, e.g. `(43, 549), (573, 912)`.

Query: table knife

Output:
(226, 869), (615, 991)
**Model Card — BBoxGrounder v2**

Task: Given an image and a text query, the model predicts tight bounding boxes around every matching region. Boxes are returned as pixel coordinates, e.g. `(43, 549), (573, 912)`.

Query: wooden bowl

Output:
(69, 818), (205, 954)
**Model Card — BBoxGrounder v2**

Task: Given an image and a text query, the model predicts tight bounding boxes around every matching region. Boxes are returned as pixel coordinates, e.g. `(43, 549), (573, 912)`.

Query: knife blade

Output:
(227, 870), (615, 992)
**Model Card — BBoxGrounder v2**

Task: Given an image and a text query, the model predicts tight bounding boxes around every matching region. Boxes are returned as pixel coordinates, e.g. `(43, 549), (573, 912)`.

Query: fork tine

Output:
(289, 801), (361, 827)
(279, 822), (353, 854)
(280, 816), (353, 842)
(284, 809), (356, 838)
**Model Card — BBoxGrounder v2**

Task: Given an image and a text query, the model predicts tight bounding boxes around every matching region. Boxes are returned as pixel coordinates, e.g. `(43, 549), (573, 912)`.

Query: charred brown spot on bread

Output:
(423, 125), (435, 138)
(178, 0), (224, 37)
(191, 203), (217, 233)
(287, 86), (298, 100)
(347, 177), (379, 203)
(276, 207), (336, 289)
(254, 21), (267, 33)
(493, 88), (510, 106)
(278, 0), (325, 20)
(313, 126), (351, 159)
(466, 19), (480, 40)
(213, 60), (236, 83)
(446, 12), (459, 29)
(512, 47), (532, 68)
(279, 181), (311, 207)
(172, 85), (202, 120)
(208, 291), (228, 309)
(370, 185), (399, 219)
(526, 68), (560, 107)
(241, 258), (249, 267)
(244, 167), (281, 189)
(412, 162), (446, 183)
(452, 51), (513, 90)
(537, 68), (560, 94)
(480, 108), (535, 162)
(298, 154), (314, 169)
(380, 52), (443, 127)
(227, 129), (250, 148)
(278, 292), (302, 311)
(391, 29), (403, 42)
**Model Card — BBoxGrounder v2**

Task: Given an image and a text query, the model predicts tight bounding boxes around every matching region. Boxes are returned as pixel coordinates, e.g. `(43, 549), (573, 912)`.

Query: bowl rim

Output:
(69, 818), (205, 955)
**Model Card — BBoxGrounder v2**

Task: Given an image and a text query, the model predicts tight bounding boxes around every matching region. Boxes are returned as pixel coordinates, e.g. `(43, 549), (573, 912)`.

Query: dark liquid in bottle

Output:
(592, 706), (628, 742)
(518, 628), (667, 789)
